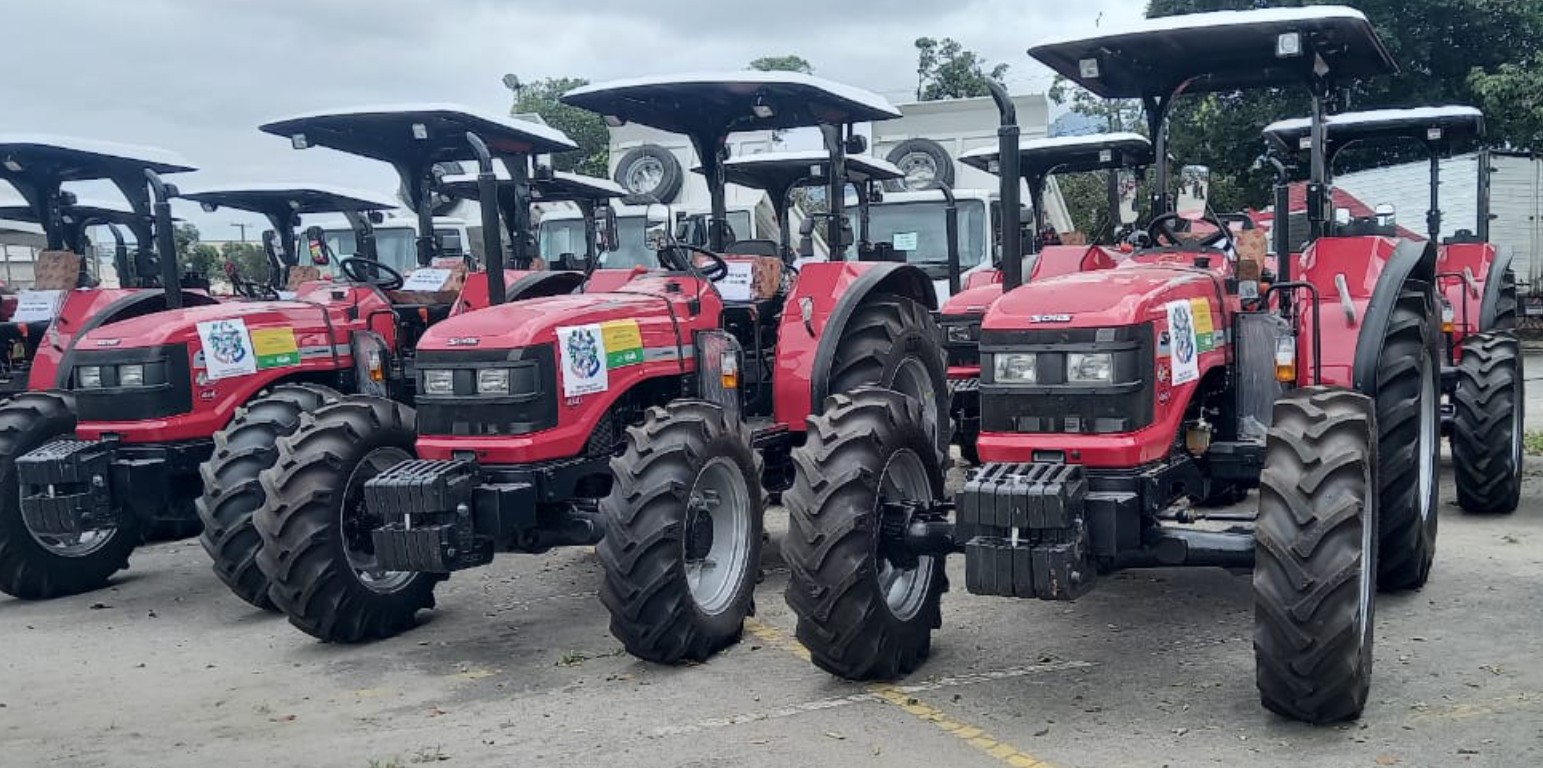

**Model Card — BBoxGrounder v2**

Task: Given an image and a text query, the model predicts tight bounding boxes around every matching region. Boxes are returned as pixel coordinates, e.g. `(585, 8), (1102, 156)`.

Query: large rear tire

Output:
(1255, 387), (1377, 724)
(254, 397), (441, 642)
(1371, 286), (1439, 592)
(784, 388), (946, 680)
(0, 392), (137, 599)
(829, 296), (949, 465)
(198, 383), (342, 610)
(1452, 332), (1523, 514)
(598, 401), (762, 663)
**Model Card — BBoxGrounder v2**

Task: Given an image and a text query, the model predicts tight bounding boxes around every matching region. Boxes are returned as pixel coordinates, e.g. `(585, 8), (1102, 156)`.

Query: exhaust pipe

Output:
(145, 169), (183, 310)
(939, 181), (961, 295)
(987, 81), (1022, 291)
(466, 131), (506, 306)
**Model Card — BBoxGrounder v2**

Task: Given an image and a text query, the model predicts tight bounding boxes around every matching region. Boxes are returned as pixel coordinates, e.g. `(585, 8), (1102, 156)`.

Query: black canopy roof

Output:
(1029, 6), (1396, 99)
(259, 105), (578, 166)
(179, 184), (400, 217)
(693, 150), (904, 193)
(960, 132), (1154, 178)
(1263, 106), (1485, 158)
(0, 135), (195, 183)
(441, 170), (625, 203)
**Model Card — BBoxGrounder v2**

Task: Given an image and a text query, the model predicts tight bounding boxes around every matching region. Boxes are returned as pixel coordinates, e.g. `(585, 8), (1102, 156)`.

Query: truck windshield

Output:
(321, 227), (417, 275)
(865, 200), (987, 268)
(538, 216), (655, 270)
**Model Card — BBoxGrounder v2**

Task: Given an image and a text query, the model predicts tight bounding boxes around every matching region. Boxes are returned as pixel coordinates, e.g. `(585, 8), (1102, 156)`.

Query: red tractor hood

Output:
(941, 283), (1002, 316)
(417, 279), (704, 352)
(77, 300), (340, 348)
(987, 264), (1220, 329)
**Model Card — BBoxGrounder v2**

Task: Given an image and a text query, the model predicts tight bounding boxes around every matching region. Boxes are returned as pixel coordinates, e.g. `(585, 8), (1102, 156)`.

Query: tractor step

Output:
(16, 439), (123, 535)
(956, 461), (1096, 601)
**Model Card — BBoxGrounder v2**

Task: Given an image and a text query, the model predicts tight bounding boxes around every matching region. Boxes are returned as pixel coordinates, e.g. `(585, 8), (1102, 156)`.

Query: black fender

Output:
(508, 270), (585, 301)
(1479, 246), (1516, 331)
(809, 262), (940, 417)
(54, 289), (221, 388)
(1352, 240), (1437, 397)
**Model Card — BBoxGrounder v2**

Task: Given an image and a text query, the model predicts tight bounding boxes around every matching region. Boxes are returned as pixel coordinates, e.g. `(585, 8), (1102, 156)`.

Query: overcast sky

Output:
(3, 0), (1143, 238)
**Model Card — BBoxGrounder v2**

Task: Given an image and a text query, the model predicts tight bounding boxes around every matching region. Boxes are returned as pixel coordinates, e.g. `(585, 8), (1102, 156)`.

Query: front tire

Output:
(598, 401), (762, 663)
(784, 388), (946, 680)
(1372, 286), (1439, 591)
(1452, 332), (1523, 514)
(198, 383), (342, 610)
(1255, 387), (1377, 724)
(0, 392), (137, 599)
(254, 397), (440, 642)
(829, 295), (949, 465)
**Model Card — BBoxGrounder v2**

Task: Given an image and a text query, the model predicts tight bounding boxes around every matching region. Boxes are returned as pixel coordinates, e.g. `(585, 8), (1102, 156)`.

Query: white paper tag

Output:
(892, 232), (919, 251)
(196, 318), (257, 381)
(717, 262), (754, 302)
(557, 324), (608, 397)
(401, 268), (452, 292)
(276, 291), (298, 301)
(1165, 300), (1200, 386)
(12, 290), (63, 323)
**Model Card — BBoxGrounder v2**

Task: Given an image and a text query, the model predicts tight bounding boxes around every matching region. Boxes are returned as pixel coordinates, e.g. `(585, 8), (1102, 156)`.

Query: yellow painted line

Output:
(744, 618), (1057, 768)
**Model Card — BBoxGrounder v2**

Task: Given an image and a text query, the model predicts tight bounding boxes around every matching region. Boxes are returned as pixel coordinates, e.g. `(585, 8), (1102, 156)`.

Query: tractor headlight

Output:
(945, 322), (979, 344)
(1067, 353), (1114, 384)
(77, 366), (102, 389)
(476, 368), (510, 395)
(993, 353), (1037, 384)
(423, 369), (454, 396)
(118, 364), (145, 387)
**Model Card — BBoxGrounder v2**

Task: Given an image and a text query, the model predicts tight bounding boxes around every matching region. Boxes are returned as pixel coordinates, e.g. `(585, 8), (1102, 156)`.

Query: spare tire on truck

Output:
(613, 144), (683, 203)
(884, 138), (954, 193)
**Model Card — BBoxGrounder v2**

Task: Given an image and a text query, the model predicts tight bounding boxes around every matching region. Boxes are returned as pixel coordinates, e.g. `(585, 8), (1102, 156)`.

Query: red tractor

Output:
(0, 136), (210, 396)
(942, 132), (1155, 462)
(0, 108), (591, 601)
(1262, 106), (1522, 513)
(251, 73), (948, 663)
(783, 7), (1445, 724)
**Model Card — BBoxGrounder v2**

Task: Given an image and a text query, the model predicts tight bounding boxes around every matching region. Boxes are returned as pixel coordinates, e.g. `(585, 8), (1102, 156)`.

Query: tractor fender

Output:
(52, 289), (219, 388)
(508, 271), (585, 302)
(807, 262), (938, 417)
(1352, 240), (1437, 396)
(1479, 246), (1516, 331)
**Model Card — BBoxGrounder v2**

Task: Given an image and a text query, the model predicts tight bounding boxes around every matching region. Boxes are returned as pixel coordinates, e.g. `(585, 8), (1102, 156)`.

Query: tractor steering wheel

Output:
(1146, 212), (1235, 252)
(339, 257), (405, 291)
(234, 278), (280, 301)
(665, 244), (730, 282)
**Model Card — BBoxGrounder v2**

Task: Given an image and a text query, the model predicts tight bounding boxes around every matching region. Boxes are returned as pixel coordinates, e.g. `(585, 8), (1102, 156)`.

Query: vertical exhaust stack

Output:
(145, 169), (183, 310)
(987, 80), (1022, 291)
(466, 132), (506, 306)
(940, 181), (961, 295)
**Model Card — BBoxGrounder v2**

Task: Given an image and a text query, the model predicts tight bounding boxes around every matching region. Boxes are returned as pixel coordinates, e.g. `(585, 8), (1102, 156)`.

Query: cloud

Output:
(1, 0), (1141, 234)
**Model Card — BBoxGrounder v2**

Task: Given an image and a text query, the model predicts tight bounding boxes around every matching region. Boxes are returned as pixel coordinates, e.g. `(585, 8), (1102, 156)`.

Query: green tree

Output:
(914, 38), (1009, 101)
(509, 76), (609, 177)
(170, 222), (220, 280)
(220, 241), (272, 284)
(1142, 0), (1543, 209)
(1469, 54), (1543, 149)
(748, 55), (814, 74)
(1048, 80), (1151, 235)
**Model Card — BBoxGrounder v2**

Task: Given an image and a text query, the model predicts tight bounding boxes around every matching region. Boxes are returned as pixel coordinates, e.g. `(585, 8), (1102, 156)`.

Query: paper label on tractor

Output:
(12, 290), (63, 323)
(1165, 300), (1200, 386)
(558, 323), (608, 397)
(601, 320), (644, 368)
(892, 232), (919, 251)
(1189, 298), (1217, 352)
(251, 327), (300, 369)
(196, 319), (257, 381)
(401, 268), (452, 292)
(717, 262), (754, 302)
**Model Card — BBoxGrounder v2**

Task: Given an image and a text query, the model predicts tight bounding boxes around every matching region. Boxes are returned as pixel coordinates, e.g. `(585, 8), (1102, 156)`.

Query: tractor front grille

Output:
(415, 345), (558, 437)
(979, 324), (1154, 435)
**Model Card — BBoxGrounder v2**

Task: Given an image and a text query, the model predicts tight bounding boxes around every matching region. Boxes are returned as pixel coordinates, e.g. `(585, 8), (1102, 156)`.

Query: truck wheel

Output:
(254, 398), (440, 642)
(612, 144), (683, 204)
(599, 401), (761, 663)
(1371, 287), (1439, 592)
(0, 392), (137, 599)
(830, 295), (949, 466)
(883, 138), (954, 192)
(1255, 387), (1376, 724)
(198, 383), (342, 610)
(1452, 332), (1523, 514)
(784, 387), (946, 680)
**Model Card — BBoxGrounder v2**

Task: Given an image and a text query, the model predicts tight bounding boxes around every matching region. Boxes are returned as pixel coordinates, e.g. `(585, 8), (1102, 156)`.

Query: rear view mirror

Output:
(305, 225), (330, 265)
(1116, 170), (1141, 226)
(644, 204), (673, 252)
(597, 206), (619, 253)
(1176, 165), (1210, 221)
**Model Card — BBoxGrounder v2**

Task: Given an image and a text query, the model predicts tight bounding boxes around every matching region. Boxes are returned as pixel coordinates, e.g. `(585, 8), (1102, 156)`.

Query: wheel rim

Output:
(889, 356), (940, 454)
(682, 456), (752, 616)
(1417, 360), (1437, 521)
(896, 153), (938, 191)
(341, 446), (414, 594)
(1510, 383), (1524, 471)
(1358, 483), (1375, 645)
(25, 515), (115, 558)
(625, 157), (665, 195)
(876, 448), (934, 621)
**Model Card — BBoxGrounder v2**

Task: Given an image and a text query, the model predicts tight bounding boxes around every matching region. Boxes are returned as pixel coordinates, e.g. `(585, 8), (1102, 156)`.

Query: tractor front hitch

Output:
(16, 437), (209, 535)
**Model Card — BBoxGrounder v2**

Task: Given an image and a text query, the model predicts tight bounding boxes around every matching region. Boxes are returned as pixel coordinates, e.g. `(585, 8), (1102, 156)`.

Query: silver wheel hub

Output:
(343, 446), (415, 594)
(876, 449), (934, 621)
(683, 456), (751, 616)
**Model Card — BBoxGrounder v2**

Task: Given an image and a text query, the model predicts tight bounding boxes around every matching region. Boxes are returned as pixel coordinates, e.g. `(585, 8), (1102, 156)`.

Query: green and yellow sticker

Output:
(251, 327), (300, 369)
(1189, 298), (1218, 353)
(601, 319), (644, 369)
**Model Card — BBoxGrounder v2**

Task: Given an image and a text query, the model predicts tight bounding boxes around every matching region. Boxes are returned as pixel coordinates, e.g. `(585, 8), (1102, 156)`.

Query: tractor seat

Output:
(32, 250), (83, 291)
(387, 263), (467, 307)
(694, 254), (784, 303)
(287, 265), (323, 291)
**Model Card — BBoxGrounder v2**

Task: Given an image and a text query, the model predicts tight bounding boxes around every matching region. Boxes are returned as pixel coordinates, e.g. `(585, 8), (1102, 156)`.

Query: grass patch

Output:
(1525, 430), (1543, 456)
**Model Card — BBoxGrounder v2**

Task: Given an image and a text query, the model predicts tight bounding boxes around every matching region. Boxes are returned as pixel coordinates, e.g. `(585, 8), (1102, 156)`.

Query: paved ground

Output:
(4, 362), (1543, 768)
